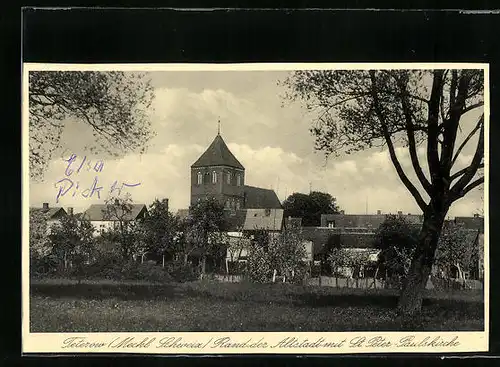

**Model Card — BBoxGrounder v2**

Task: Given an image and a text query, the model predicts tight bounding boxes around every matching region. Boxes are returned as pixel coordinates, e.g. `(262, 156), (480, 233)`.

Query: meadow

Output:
(29, 278), (484, 332)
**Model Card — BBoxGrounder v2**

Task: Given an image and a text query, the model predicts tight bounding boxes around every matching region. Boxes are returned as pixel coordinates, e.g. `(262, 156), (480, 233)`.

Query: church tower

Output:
(190, 131), (245, 210)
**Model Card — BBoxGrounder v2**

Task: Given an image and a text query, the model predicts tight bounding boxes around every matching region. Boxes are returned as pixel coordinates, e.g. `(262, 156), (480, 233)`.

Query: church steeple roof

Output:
(191, 134), (245, 170)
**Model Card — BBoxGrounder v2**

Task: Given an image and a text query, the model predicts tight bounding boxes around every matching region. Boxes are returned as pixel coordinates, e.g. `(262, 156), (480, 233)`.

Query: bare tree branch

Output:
(455, 177), (484, 199)
(450, 122), (484, 201)
(370, 71), (427, 211)
(450, 163), (484, 181)
(451, 114), (484, 167)
(427, 70), (444, 186)
(463, 101), (484, 114)
(393, 73), (432, 194)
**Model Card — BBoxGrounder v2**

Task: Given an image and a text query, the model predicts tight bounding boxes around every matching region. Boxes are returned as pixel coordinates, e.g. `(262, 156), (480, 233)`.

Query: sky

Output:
(28, 69), (485, 218)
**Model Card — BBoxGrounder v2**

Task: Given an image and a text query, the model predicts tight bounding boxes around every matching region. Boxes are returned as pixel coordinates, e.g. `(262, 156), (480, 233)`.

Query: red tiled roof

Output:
(191, 134), (245, 170)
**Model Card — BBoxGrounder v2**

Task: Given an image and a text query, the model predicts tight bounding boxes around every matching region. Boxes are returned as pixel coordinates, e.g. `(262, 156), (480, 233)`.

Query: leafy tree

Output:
(29, 208), (51, 259)
(48, 215), (96, 282)
(434, 221), (479, 283)
(373, 215), (420, 281)
(101, 194), (145, 260)
(246, 229), (307, 283)
(29, 71), (155, 179)
(283, 69), (484, 314)
(283, 191), (340, 226)
(184, 197), (227, 274)
(139, 198), (182, 266)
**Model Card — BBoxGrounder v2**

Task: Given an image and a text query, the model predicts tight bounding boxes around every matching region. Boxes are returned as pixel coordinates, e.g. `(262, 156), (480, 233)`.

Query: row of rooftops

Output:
(32, 202), (484, 235)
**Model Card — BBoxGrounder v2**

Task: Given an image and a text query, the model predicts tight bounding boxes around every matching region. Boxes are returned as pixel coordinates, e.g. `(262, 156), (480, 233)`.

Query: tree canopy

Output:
(29, 71), (155, 179)
(139, 199), (181, 258)
(373, 215), (420, 278)
(184, 198), (227, 264)
(282, 191), (340, 226)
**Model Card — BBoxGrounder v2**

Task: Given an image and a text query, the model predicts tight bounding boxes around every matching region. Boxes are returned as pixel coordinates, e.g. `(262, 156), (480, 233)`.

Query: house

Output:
(29, 202), (68, 233)
(81, 201), (148, 236)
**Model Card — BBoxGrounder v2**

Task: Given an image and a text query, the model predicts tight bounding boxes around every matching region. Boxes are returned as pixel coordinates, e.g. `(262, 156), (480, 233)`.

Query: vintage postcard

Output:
(22, 63), (488, 354)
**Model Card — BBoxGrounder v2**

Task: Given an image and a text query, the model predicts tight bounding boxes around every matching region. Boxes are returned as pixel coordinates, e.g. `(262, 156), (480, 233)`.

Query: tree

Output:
(29, 71), (155, 179)
(29, 209), (51, 259)
(101, 194), (144, 260)
(246, 228), (307, 283)
(48, 215), (96, 282)
(283, 191), (340, 226)
(328, 248), (374, 287)
(373, 215), (420, 286)
(139, 199), (181, 267)
(434, 221), (479, 284)
(284, 69), (484, 314)
(184, 197), (227, 274)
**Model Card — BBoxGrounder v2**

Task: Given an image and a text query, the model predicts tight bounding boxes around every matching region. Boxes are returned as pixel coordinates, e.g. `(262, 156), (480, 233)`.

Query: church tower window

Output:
(197, 172), (203, 185)
(212, 171), (217, 183)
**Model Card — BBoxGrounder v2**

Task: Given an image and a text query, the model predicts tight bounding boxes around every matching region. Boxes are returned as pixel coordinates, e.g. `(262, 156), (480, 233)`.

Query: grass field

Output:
(30, 279), (484, 332)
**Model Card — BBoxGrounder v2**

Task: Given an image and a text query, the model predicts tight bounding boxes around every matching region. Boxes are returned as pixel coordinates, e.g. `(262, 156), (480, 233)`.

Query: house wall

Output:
(90, 220), (118, 236)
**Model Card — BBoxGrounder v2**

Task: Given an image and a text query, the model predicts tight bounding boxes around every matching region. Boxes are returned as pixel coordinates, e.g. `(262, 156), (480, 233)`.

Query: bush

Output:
(119, 261), (172, 283)
(85, 250), (124, 280)
(30, 255), (60, 278)
(165, 261), (200, 282)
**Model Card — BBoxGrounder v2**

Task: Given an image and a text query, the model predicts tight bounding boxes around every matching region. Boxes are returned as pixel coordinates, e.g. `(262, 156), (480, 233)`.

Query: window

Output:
(197, 172), (203, 185)
(327, 220), (336, 228)
(212, 171), (217, 183)
(236, 174), (241, 186)
(226, 171), (231, 184)
(265, 209), (271, 216)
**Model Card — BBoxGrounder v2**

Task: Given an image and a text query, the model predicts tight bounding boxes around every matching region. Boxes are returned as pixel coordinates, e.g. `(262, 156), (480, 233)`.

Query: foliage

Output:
(48, 215), (96, 279)
(29, 71), (155, 179)
(165, 261), (201, 282)
(101, 194), (146, 260)
(434, 222), (479, 280)
(246, 229), (307, 283)
(328, 248), (375, 277)
(283, 191), (340, 226)
(283, 69), (484, 313)
(373, 215), (420, 278)
(184, 197), (227, 263)
(29, 209), (52, 260)
(120, 261), (172, 283)
(138, 199), (182, 259)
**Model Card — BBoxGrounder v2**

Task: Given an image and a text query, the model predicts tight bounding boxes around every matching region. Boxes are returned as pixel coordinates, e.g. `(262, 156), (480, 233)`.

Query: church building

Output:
(190, 132), (282, 212)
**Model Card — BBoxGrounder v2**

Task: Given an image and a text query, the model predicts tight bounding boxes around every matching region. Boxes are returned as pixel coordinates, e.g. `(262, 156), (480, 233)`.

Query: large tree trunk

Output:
(398, 207), (447, 315)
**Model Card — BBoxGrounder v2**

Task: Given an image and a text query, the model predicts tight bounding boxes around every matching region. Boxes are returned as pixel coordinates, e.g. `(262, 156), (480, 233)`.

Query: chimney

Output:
(42, 203), (49, 210)
(68, 207), (74, 216)
(377, 210), (381, 215)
